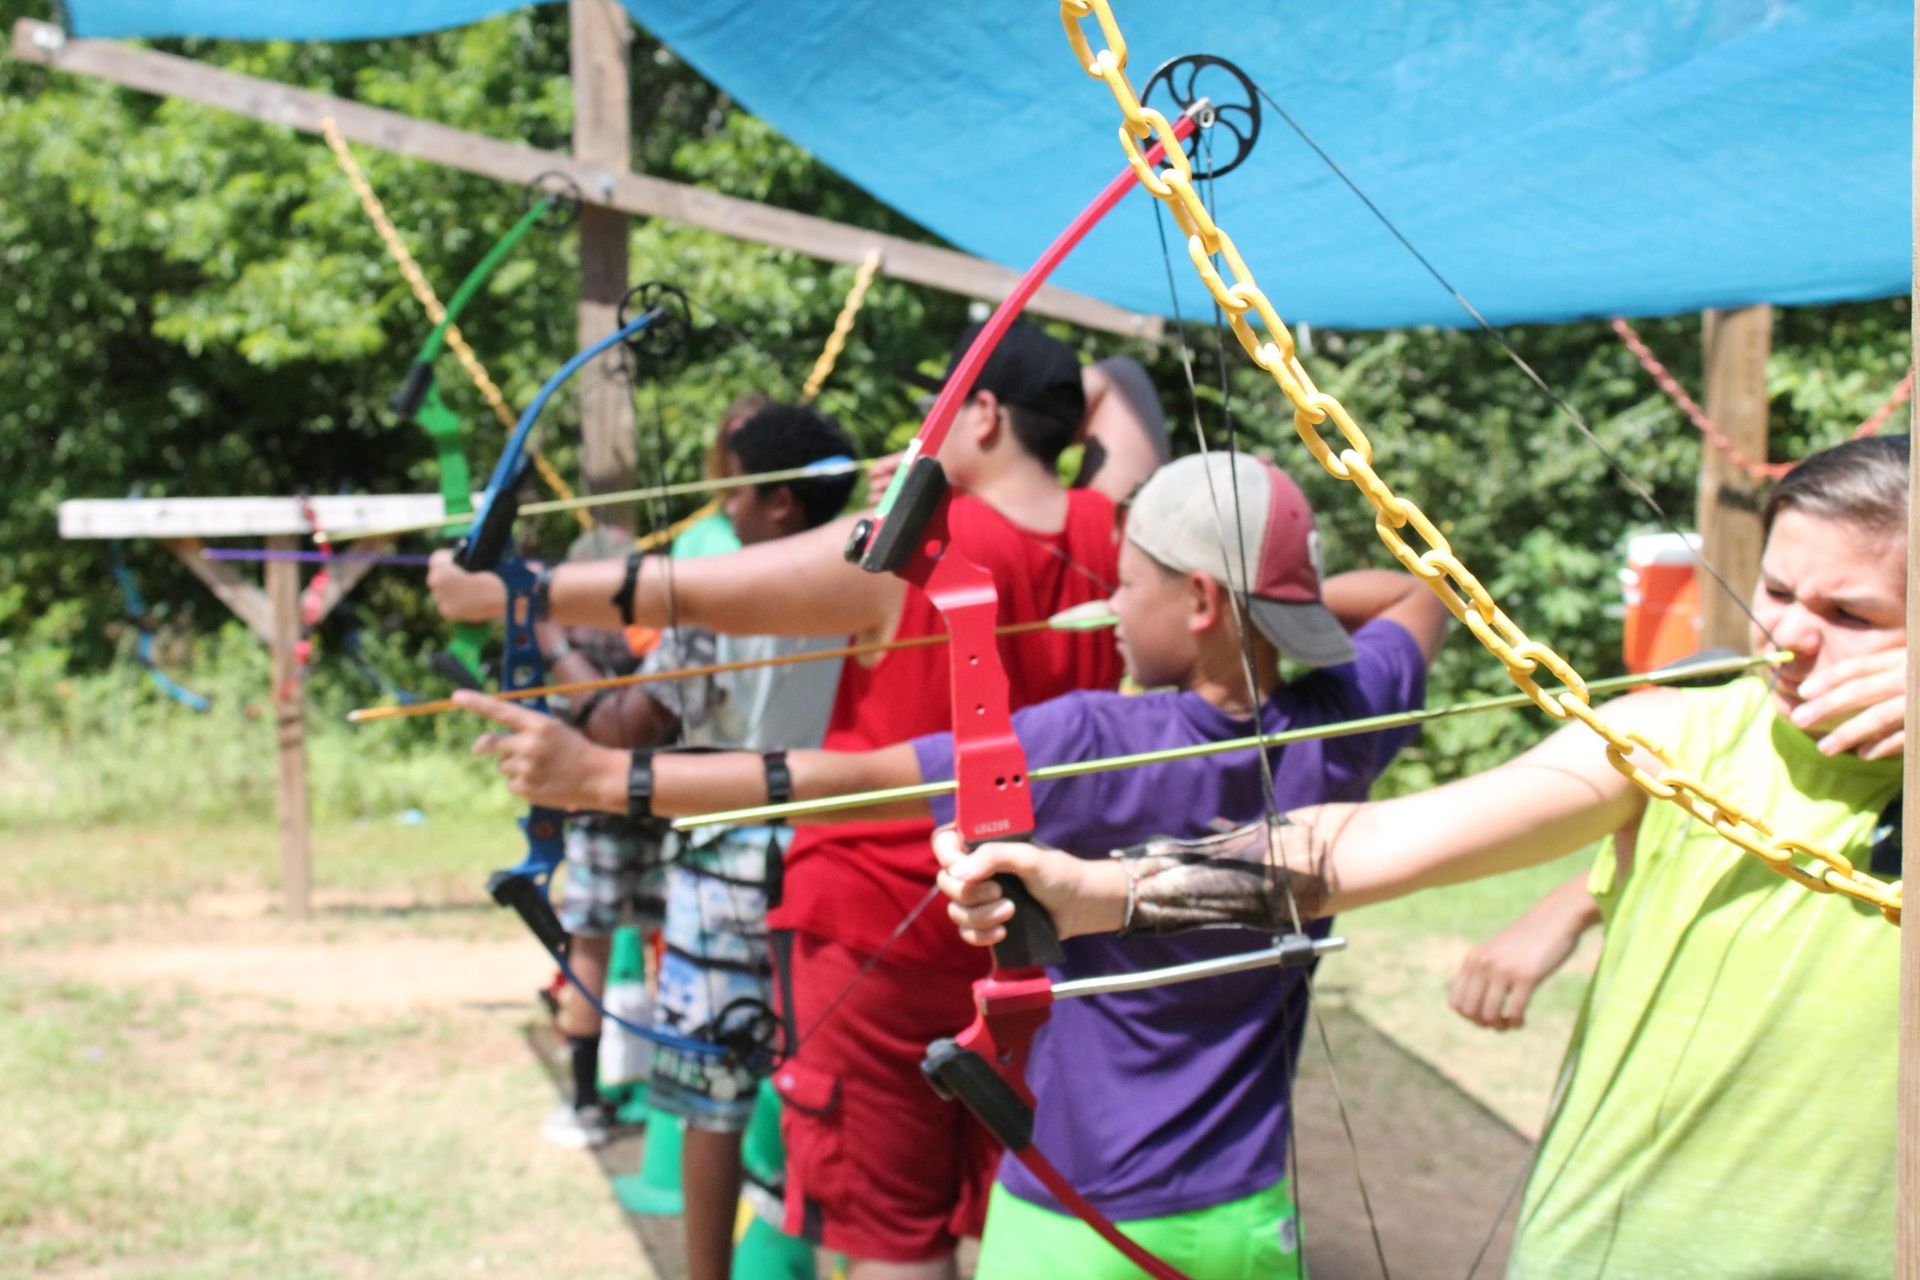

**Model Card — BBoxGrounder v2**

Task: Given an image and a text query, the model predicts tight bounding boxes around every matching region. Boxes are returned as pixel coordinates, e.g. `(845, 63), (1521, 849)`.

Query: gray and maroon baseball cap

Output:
(1126, 452), (1356, 668)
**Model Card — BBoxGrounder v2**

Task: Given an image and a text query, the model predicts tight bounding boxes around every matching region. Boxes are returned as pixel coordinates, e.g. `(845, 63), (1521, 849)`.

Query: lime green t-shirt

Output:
(1511, 677), (1900, 1278)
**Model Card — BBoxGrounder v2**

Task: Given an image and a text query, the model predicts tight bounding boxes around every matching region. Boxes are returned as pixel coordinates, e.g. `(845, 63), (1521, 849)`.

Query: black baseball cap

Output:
(902, 322), (1086, 433)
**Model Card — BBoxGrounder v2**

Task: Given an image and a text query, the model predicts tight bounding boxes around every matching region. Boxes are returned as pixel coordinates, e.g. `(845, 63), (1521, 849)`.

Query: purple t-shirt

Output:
(913, 619), (1426, 1220)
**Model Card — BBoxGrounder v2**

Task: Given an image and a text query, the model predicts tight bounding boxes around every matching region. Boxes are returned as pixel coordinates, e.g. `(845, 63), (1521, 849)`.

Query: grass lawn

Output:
(1, 813), (652, 1279)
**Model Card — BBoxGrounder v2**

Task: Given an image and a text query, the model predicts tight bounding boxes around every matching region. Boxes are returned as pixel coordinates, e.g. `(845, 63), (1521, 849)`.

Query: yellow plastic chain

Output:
(801, 248), (884, 405)
(319, 118), (591, 531)
(1056, 0), (1902, 925)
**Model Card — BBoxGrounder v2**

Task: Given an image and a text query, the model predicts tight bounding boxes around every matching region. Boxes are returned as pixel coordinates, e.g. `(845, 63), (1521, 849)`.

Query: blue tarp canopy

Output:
(56, 1), (1914, 329)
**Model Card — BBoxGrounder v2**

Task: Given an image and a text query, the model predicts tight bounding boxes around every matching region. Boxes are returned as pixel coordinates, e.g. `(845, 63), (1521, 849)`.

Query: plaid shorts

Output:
(648, 825), (785, 1131)
(556, 813), (667, 936)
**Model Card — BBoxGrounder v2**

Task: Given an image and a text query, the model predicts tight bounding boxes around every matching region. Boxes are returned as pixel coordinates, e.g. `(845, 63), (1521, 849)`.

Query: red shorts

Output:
(771, 931), (1000, 1262)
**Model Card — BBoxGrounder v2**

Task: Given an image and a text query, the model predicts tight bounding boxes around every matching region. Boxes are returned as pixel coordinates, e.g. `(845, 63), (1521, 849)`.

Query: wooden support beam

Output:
(306, 539), (389, 618)
(1695, 304), (1772, 651)
(10, 17), (1160, 341)
(60, 493), (456, 539)
(265, 536), (312, 922)
(570, 0), (637, 523)
(159, 535), (388, 639)
(165, 537), (274, 642)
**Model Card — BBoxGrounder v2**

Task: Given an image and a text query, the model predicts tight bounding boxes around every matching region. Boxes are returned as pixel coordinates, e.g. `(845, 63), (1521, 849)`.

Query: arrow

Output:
(201, 548), (433, 566)
(672, 649), (1789, 828)
(313, 457), (876, 547)
(346, 601), (1119, 724)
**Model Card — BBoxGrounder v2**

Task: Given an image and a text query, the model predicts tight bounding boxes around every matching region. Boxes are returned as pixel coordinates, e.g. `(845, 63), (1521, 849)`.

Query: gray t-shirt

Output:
(642, 627), (842, 752)
(643, 627), (843, 847)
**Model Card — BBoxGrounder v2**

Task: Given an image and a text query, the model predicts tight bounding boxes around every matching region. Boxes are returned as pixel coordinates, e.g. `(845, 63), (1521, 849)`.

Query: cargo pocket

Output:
(772, 1057), (845, 1244)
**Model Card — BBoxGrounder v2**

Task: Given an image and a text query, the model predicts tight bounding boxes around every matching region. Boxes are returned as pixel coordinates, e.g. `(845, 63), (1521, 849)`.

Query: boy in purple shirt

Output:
(454, 452), (1448, 1279)
(912, 454), (1441, 1275)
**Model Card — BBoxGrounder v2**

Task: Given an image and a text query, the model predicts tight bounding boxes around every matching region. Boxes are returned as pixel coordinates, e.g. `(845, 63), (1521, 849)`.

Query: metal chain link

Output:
(1057, 0), (1902, 925)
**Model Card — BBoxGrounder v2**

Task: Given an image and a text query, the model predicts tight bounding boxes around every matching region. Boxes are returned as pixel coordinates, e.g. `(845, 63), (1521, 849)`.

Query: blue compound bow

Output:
(457, 281), (772, 1067)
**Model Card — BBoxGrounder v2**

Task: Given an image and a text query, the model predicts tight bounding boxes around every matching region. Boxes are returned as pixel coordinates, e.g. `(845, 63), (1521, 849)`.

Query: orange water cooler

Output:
(1619, 532), (1701, 673)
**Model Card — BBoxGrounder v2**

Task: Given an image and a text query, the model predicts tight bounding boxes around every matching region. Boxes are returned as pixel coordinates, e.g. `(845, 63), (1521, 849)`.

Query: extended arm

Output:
(428, 514), (902, 642)
(536, 621), (681, 749)
(451, 689), (928, 824)
(936, 691), (1667, 944)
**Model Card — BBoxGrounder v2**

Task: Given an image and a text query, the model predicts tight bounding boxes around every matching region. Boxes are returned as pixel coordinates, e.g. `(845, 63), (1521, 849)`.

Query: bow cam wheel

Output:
(1143, 53), (1261, 180)
(524, 170), (584, 226)
(618, 281), (692, 359)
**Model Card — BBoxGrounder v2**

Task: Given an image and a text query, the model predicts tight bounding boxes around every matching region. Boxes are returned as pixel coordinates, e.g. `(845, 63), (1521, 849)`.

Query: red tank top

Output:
(769, 489), (1124, 966)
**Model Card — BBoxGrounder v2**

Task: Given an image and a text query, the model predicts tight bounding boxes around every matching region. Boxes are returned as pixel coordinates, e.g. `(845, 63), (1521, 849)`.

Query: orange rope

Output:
(1610, 317), (1912, 481)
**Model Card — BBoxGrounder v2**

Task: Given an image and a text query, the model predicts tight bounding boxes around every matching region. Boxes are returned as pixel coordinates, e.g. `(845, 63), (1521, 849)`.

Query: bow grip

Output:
(455, 460), (529, 575)
(389, 361), (434, 418)
(850, 454), (948, 574)
(429, 647), (486, 691)
(488, 866), (571, 964)
(923, 1036), (1035, 1149)
(991, 871), (1064, 970)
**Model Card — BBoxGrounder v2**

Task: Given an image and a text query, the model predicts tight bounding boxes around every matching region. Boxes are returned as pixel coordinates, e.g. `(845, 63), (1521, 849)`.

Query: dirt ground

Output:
(19, 892), (1545, 1280)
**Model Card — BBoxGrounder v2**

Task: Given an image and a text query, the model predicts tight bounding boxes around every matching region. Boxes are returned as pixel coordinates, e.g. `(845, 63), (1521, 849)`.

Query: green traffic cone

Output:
(740, 1078), (786, 1186)
(613, 1102), (685, 1216)
(728, 1079), (815, 1277)
(731, 1212), (815, 1280)
(608, 923), (646, 983)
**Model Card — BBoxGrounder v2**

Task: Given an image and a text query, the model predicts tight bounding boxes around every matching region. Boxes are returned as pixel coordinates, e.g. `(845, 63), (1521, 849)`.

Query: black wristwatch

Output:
(762, 750), (793, 810)
(610, 550), (646, 626)
(627, 747), (657, 821)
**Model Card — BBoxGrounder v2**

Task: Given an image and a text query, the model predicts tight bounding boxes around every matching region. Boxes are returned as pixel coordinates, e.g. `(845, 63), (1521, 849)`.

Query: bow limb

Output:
(840, 117), (1199, 1280)
(389, 194), (561, 689)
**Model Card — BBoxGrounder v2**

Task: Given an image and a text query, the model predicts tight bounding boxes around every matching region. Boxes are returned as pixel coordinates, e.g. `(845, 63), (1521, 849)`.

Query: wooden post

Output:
(570, 0), (637, 524)
(1696, 304), (1772, 651)
(264, 535), (312, 921)
(1897, 3), (1918, 1268)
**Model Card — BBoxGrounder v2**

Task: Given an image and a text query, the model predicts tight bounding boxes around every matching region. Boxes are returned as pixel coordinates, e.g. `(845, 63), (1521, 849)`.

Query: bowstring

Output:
(633, 355), (746, 1072)
(1152, 121), (1394, 1277)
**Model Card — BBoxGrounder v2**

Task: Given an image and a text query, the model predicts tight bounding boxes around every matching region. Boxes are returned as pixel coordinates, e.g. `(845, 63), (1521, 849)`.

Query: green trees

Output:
(1, 0), (1908, 785)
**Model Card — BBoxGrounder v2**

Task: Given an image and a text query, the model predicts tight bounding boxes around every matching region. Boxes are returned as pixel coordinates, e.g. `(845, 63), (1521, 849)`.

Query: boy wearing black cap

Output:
(451, 451), (1448, 1278)
(429, 324), (1130, 1275)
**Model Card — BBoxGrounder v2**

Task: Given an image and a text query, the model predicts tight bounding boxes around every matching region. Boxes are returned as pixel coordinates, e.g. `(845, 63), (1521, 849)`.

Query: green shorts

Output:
(975, 1177), (1302, 1280)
